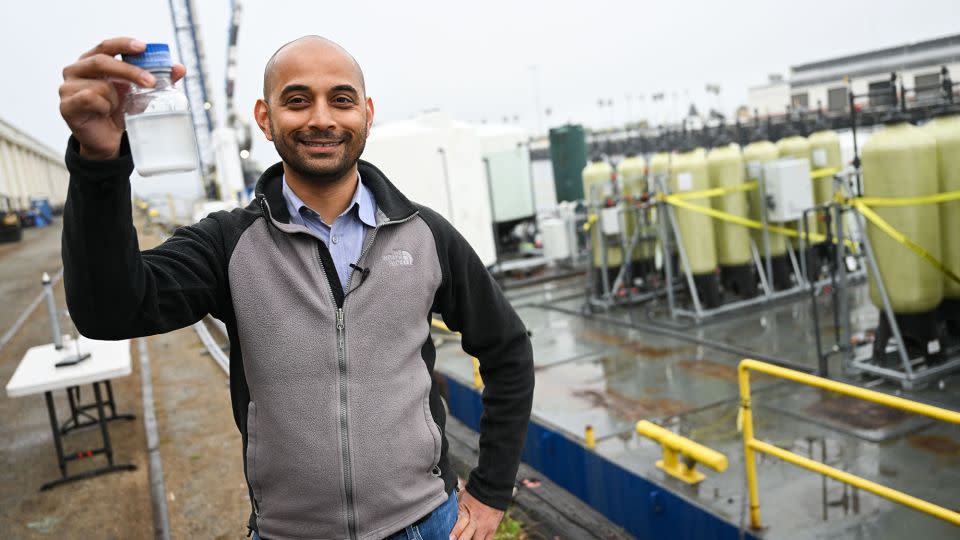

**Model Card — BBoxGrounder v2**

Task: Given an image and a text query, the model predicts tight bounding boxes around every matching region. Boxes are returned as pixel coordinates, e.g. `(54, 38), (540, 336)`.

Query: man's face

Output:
(255, 41), (374, 183)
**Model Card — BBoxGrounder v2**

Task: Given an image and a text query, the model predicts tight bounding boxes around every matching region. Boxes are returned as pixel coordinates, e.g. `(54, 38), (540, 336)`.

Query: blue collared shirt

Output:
(282, 174), (377, 291)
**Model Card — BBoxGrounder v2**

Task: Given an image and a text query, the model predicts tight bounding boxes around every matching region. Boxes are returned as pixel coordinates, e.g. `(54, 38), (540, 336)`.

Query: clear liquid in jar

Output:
(125, 110), (198, 177)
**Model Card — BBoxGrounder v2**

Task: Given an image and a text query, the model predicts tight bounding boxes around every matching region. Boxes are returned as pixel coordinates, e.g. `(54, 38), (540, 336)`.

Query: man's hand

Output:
(59, 37), (186, 160)
(450, 489), (505, 540)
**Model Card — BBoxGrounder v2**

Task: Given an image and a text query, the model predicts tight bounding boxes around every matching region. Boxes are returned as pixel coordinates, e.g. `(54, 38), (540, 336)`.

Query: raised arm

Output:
(59, 38), (224, 339)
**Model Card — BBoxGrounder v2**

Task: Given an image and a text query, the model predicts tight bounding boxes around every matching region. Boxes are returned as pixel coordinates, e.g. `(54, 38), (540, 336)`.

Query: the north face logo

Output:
(383, 249), (413, 267)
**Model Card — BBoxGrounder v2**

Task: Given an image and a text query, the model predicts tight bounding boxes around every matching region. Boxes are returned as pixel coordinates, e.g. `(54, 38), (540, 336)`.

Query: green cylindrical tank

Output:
(582, 158), (621, 270)
(670, 148), (716, 275)
(617, 154), (654, 266)
(707, 143), (751, 267)
(862, 122), (942, 314)
(808, 128), (843, 207)
(924, 112), (960, 300)
(743, 139), (785, 256)
(549, 125), (588, 202)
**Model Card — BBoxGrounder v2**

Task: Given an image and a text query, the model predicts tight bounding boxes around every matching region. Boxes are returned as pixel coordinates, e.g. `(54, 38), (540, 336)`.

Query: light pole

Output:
(529, 65), (543, 135)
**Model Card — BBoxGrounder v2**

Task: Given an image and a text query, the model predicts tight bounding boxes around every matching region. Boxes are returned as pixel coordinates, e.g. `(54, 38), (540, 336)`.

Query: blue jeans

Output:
(252, 490), (458, 540)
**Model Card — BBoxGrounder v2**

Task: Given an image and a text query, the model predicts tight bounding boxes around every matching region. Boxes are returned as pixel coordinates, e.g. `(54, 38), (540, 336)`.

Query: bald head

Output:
(262, 35), (365, 103)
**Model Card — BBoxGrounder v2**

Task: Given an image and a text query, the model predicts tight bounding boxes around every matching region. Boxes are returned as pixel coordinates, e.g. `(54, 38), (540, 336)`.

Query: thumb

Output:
(171, 63), (187, 84)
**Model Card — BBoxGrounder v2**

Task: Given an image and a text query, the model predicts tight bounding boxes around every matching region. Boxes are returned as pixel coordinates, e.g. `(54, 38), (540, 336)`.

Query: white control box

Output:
(761, 158), (814, 223)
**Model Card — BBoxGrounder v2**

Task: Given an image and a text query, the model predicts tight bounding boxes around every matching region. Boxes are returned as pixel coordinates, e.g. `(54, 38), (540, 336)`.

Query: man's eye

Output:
(334, 96), (354, 105)
(287, 97), (308, 105)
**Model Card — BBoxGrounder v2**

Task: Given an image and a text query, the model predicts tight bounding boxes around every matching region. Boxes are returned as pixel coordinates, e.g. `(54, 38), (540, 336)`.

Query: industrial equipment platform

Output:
(434, 277), (960, 539)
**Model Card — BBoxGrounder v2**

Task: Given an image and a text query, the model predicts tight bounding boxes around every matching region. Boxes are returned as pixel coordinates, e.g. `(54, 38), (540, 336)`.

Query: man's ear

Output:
(365, 96), (375, 132)
(254, 99), (273, 141)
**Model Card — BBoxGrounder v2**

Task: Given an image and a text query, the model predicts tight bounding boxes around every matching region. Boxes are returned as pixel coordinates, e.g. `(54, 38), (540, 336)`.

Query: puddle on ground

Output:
(907, 434), (960, 457)
(677, 359), (739, 382)
(804, 391), (911, 430)
(572, 388), (690, 421)
(576, 328), (683, 358)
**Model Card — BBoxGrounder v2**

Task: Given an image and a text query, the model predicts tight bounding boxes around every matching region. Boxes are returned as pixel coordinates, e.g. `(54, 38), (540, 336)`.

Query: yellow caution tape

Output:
(810, 167), (841, 180)
(852, 190), (960, 207)
(854, 201), (960, 285)
(664, 194), (830, 244)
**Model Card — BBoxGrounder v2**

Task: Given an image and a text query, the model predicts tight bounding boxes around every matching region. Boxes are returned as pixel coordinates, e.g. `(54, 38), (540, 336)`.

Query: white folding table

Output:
(6, 336), (137, 490)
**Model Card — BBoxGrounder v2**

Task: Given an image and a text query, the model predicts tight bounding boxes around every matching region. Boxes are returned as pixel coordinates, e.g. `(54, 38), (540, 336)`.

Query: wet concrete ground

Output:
(0, 218), (250, 538)
(0, 220), (153, 538)
(434, 277), (960, 539)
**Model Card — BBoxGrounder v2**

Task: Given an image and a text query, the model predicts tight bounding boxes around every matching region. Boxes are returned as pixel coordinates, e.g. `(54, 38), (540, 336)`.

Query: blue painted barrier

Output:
(444, 375), (757, 540)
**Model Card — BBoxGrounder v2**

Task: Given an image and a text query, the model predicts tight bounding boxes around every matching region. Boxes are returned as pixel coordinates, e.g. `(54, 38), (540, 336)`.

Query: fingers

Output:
(63, 53), (154, 87)
(80, 37), (145, 60)
(171, 63), (187, 84)
(459, 520), (477, 540)
(60, 89), (115, 118)
(59, 79), (120, 110)
(450, 504), (470, 539)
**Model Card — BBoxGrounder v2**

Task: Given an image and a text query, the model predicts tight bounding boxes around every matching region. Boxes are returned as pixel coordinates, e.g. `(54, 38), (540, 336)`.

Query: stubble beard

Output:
(269, 114), (368, 186)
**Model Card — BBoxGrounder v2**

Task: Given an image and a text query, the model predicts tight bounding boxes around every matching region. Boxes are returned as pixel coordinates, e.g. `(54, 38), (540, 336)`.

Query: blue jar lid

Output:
(122, 43), (172, 70)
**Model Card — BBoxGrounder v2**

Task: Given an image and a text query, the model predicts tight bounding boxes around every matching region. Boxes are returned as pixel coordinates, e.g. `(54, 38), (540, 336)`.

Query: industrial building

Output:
(750, 33), (960, 115)
(0, 116), (68, 212)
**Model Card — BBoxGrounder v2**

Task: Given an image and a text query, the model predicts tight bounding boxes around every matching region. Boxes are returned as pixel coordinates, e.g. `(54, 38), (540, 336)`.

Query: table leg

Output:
(44, 391), (67, 478)
(67, 386), (80, 425)
(92, 382), (114, 466)
(105, 380), (118, 417)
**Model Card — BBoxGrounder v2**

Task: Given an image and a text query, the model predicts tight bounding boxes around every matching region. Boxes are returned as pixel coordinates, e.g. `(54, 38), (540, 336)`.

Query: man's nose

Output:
(306, 102), (337, 131)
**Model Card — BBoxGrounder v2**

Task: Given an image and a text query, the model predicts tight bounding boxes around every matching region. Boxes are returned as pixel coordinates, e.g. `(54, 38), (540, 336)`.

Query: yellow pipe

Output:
(582, 214), (598, 232)
(431, 319), (455, 334)
(636, 420), (728, 472)
(585, 425), (596, 449)
(738, 359), (960, 529)
(750, 439), (960, 526)
(471, 358), (483, 389)
(739, 359), (960, 424)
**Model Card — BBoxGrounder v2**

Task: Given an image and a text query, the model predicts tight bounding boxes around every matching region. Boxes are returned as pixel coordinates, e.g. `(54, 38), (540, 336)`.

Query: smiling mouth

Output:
(300, 140), (342, 148)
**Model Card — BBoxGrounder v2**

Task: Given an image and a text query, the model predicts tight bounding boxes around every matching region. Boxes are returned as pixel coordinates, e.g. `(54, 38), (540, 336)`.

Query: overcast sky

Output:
(2, 0), (958, 168)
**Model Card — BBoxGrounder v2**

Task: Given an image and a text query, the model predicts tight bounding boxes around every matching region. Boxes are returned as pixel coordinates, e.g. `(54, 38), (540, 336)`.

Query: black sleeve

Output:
(61, 135), (228, 340)
(421, 207), (535, 511)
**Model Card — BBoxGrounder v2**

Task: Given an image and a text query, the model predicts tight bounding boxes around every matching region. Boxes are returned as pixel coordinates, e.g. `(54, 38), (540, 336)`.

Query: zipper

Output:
(263, 190), (420, 540)
(315, 243), (357, 540)
(326, 212), (419, 540)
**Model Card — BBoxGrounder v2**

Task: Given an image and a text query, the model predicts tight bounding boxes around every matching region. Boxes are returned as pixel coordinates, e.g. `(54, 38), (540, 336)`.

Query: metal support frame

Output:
(587, 182), (668, 310)
(40, 382), (137, 490)
(662, 166), (869, 324)
(59, 381), (135, 434)
(849, 210), (960, 388)
(661, 184), (839, 323)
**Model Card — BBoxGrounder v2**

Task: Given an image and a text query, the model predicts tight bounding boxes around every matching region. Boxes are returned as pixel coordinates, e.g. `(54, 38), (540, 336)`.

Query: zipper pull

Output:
(336, 308), (344, 331)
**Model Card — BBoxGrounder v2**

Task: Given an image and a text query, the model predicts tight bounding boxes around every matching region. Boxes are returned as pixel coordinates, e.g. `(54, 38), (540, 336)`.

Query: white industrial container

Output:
(762, 158), (815, 222)
(475, 124), (536, 223)
(540, 217), (571, 260)
(362, 111), (497, 265)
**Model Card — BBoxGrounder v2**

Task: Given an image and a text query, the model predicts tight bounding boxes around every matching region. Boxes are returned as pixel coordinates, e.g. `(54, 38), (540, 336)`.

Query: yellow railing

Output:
(738, 359), (960, 529)
(431, 319), (483, 389)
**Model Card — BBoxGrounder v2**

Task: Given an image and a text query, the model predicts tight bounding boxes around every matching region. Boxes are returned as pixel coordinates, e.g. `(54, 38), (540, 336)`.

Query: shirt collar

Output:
(281, 172), (376, 228)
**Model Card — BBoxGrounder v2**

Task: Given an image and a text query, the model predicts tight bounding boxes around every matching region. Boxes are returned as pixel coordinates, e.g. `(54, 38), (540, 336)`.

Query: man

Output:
(58, 36), (534, 540)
